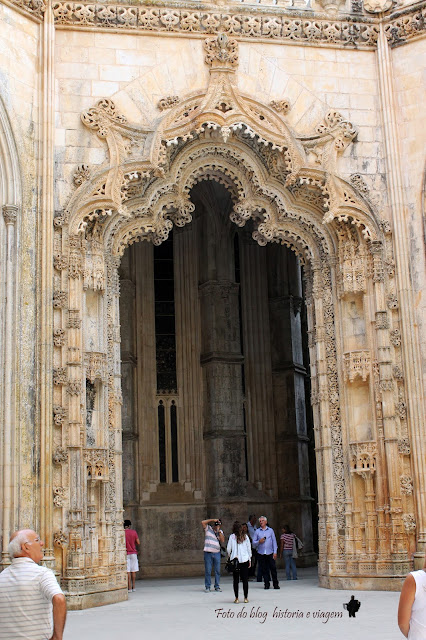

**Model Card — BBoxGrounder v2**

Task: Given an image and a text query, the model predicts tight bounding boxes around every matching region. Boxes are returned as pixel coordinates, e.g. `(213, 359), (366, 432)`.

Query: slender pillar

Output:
(239, 236), (276, 495)
(377, 24), (426, 555)
(268, 246), (314, 559)
(174, 226), (203, 494)
(120, 249), (138, 509)
(1, 205), (18, 566)
(39, 0), (55, 566)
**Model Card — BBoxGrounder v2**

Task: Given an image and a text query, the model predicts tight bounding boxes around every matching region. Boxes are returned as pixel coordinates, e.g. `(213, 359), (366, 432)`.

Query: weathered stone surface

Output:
(0, 0), (425, 607)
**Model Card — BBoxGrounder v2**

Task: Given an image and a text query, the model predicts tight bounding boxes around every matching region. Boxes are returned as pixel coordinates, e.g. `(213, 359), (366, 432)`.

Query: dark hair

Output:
(283, 524), (292, 534)
(248, 514), (256, 521)
(233, 521), (245, 543)
(124, 519), (131, 528)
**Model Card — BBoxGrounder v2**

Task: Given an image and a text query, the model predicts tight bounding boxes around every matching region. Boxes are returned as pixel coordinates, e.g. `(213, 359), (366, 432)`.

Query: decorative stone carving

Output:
(343, 351), (371, 382)
(390, 329), (401, 347)
(81, 98), (127, 140)
(375, 311), (389, 330)
(387, 293), (399, 309)
(54, 254), (68, 271)
(51, 3), (383, 48)
(400, 475), (413, 495)
(53, 405), (67, 425)
(73, 164), (91, 186)
(204, 34), (238, 68)
(270, 100), (290, 114)
(316, 0), (347, 16)
(53, 367), (67, 386)
(158, 96), (180, 111)
(53, 210), (69, 228)
(315, 110), (356, 152)
(350, 441), (377, 474)
(53, 530), (67, 548)
(84, 352), (107, 383)
(402, 514), (416, 533)
(397, 390), (407, 420)
(398, 438), (410, 455)
(364, 0), (392, 13)
(53, 291), (67, 309)
(84, 449), (109, 481)
(83, 239), (105, 291)
(3, 204), (19, 225)
(69, 251), (83, 279)
(53, 448), (69, 464)
(350, 173), (369, 196)
(67, 310), (81, 330)
(337, 227), (367, 296)
(53, 329), (66, 347)
(67, 381), (81, 396)
(392, 365), (403, 380)
(385, 7), (426, 47)
(53, 486), (67, 507)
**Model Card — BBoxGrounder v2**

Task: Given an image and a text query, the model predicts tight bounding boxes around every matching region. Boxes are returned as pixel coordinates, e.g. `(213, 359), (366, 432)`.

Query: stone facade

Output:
(0, 0), (425, 609)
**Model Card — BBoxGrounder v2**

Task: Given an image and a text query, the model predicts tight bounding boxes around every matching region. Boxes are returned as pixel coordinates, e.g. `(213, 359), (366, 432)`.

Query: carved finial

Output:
(204, 34), (238, 69)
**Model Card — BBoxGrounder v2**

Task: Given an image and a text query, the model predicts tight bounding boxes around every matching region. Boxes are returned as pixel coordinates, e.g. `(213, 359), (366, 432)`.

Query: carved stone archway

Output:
(51, 35), (417, 607)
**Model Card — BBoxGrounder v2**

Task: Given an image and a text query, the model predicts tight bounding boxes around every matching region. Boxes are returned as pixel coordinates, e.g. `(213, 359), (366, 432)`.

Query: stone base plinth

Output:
(140, 561), (205, 579)
(66, 587), (128, 610)
(320, 574), (406, 592)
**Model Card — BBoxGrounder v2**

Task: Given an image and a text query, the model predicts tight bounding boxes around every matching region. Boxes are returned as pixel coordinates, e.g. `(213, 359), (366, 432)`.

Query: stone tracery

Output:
(48, 33), (418, 603)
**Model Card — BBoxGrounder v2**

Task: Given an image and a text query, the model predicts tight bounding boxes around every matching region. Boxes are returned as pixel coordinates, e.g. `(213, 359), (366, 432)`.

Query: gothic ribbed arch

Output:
(0, 95), (21, 208)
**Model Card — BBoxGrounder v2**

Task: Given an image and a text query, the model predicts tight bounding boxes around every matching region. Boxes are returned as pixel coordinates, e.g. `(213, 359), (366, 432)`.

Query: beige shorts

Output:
(127, 554), (139, 572)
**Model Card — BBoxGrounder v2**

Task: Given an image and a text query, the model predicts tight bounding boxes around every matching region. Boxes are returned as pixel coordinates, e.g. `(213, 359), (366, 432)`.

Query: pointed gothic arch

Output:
(49, 34), (418, 606)
(0, 95), (21, 565)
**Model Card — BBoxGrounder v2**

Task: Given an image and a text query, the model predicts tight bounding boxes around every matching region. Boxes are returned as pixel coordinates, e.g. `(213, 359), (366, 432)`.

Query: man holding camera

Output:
(201, 518), (225, 593)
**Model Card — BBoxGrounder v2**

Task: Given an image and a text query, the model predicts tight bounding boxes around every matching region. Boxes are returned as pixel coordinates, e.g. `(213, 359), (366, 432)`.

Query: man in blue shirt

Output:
(252, 516), (280, 590)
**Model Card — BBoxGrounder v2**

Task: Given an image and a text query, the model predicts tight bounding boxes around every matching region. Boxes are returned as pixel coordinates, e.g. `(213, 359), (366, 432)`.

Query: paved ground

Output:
(65, 567), (403, 640)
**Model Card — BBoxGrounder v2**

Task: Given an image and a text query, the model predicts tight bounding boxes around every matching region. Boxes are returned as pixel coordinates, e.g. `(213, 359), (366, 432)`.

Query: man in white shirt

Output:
(0, 529), (67, 640)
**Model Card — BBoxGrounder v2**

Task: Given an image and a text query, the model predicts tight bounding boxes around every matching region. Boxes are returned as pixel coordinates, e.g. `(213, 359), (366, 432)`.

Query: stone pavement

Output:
(65, 568), (403, 640)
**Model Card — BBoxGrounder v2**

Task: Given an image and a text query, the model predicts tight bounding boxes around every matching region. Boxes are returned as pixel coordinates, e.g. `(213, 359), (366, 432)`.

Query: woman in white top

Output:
(398, 553), (426, 639)
(227, 521), (252, 604)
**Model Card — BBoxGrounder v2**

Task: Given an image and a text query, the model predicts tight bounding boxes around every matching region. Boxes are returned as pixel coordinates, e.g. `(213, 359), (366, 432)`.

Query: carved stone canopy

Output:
(66, 35), (381, 262)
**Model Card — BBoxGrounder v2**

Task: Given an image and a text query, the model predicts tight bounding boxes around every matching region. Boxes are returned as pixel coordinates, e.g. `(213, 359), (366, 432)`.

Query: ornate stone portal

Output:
(43, 32), (420, 605)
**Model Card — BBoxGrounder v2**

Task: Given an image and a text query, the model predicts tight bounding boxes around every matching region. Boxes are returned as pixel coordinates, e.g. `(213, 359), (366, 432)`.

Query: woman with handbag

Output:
(227, 521), (252, 604)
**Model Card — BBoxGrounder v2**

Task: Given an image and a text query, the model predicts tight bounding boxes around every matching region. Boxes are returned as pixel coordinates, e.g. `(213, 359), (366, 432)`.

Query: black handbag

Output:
(225, 557), (239, 573)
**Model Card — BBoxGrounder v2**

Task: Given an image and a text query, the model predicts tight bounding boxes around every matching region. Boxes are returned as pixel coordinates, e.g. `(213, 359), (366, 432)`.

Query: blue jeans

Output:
(283, 549), (297, 580)
(204, 551), (221, 589)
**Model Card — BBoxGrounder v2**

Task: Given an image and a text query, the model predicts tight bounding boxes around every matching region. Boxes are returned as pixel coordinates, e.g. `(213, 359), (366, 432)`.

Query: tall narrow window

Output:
(158, 400), (166, 483)
(170, 400), (178, 483)
(154, 233), (179, 483)
(154, 233), (177, 393)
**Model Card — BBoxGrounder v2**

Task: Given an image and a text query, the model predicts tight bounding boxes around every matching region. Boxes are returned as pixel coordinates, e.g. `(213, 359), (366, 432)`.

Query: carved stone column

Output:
(174, 226), (203, 495)
(199, 279), (246, 506)
(119, 250), (138, 509)
(377, 24), (426, 559)
(239, 237), (275, 495)
(134, 242), (157, 497)
(39, 0), (56, 566)
(267, 246), (314, 562)
(1, 205), (18, 566)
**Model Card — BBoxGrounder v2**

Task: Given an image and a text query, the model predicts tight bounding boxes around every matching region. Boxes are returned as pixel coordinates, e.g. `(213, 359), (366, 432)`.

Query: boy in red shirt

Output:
(124, 520), (140, 592)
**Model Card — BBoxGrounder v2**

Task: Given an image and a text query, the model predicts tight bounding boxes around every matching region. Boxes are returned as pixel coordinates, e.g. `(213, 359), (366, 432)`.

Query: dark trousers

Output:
(249, 549), (258, 577)
(233, 561), (249, 599)
(258, 553), (279, 588)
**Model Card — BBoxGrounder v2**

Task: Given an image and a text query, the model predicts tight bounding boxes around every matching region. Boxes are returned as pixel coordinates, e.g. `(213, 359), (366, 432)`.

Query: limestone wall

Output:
(392, 38), (426, 416)
(0, 3), (40, 545)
